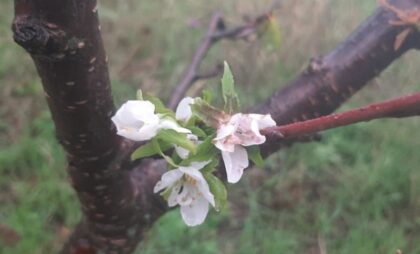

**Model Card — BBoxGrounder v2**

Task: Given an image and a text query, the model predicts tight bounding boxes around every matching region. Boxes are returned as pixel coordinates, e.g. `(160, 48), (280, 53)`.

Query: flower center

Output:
(184, 175), (197, 186)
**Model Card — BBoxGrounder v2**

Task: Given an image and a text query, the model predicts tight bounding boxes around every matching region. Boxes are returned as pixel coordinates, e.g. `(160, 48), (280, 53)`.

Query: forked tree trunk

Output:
(11, 0), (420, 253)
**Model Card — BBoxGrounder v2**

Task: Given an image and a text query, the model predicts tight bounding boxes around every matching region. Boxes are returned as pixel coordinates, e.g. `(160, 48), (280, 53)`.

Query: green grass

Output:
(1, 0), (420, 253)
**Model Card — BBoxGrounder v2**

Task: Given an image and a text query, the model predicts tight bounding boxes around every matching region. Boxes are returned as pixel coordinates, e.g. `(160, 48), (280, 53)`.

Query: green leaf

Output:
(136, 89), (143, 100)
(151, 138), (179, 168)
(201, 159), (219, 174)
(156, 129), (196, 154)
(131, 141), (172, 161)
(180, 134), (217, 166)
(188, 126), (207, 138)
(221, 61), (239, 114)
(143, 93), (174, 116)
(263, 15), (282, 50)
(201, 89), (214, 104)
(205, 173), (227, 212)
(248, 146), (264, 168)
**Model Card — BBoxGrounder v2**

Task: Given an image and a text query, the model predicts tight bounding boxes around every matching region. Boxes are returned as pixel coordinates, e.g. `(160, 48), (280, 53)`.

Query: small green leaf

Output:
(205, 173), (227, 211)
(221, 61), (239, 114)
(157, 129), (196, 154)
(221, 62), (235, 100)
(263, 15), (282, 50)
(188, 126), (207, 138)
(248, 146), (264, 168)
(151, 138), (179, 168)
(201, 89), (214, 104)
(131, 141), (172, 161)
(136, 89), (143, 100)
(201, 159), (219, 174)
(180, 134), (217, 166)
(143, 93), (174, 116)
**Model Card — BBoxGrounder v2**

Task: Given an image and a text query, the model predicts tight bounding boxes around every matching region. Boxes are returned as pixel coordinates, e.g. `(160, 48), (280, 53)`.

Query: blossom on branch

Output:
(214, 113), (276, 183)
(153, 161), (215, 226)
(111, 100), (191, 141)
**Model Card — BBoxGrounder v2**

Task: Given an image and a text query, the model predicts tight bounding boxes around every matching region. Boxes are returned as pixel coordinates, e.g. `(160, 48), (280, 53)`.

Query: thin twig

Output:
(168, 10), (274, 109)
(262, 92), (420, 141)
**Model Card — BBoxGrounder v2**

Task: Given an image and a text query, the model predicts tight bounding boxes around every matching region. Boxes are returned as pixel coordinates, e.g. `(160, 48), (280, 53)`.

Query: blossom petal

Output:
(153, 169), (184, 193)
(180, 195), (210, 226)
(159, 119), (191, 134)
(222, 146), (249, 183)
(249, 114), (277, 129)
(213, 124), (236, 152)
(168, 182), (182, 207)
(175, 97), (195, 122)
(112, 100), (161, 141)
(180, 161), (215, 207)
(214, 124), (236, 141)
(239, 119), (266, 146)
(176, 183), (195, 206)
(174, 146), (190, 159)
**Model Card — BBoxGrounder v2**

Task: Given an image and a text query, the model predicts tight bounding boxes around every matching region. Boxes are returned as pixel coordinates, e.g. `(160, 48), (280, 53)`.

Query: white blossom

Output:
(112, 100), (191, 141)
(175, 97), (196, 122)
(154, 161), (215, 226)
(213, 113), (276, 183)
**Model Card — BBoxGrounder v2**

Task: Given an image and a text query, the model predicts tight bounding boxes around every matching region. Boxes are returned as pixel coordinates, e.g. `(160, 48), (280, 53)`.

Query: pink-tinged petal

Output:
(214, 139), (236, 153)
(214, 124), (236, 152)
(175, 97), (195, 122)
(249, 114), (276, 129)
(238, 119), (266, 146)
(180, 195), (210, 226)
(153, 169), (184, 193)
(222, 146), (249, 183)
(214, 124), (236, 141)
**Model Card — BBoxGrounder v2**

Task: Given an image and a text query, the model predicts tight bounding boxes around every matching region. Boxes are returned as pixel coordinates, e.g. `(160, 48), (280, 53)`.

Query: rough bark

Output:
(11, 0), (420, 253)
(12, 1), (166, 253)
(252, 0), (420, 154)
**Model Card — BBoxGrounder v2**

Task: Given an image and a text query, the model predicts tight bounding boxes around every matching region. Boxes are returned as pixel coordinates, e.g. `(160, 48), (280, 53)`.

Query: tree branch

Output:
(167, 11), (274, 109)
(252, 0), (420, 155)
(262, 92), (420, 141)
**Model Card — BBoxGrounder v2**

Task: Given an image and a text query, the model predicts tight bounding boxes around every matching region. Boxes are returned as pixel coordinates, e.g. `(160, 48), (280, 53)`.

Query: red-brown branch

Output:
(253, 0), (420, 155)
(263, 92), (420, 141)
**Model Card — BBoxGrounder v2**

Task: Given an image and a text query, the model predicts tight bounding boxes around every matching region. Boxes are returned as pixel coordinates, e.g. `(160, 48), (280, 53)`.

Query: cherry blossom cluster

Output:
(111, 63), (276, 226)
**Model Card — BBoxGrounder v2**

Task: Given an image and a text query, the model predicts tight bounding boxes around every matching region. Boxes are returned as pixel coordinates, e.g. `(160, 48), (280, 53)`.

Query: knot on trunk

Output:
(12, 16), (68, 60)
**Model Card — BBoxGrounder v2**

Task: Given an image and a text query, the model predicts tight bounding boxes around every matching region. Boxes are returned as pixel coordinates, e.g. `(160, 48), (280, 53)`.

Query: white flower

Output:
(154, 161), (215, 226)
(175, 97), (195, 122)
(213, 113), (276, 183)
(112, 100), (191, 141)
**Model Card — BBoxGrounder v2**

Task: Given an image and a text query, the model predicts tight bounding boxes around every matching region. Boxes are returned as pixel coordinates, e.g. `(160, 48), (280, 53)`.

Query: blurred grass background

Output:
(1, 0), (420, 253)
